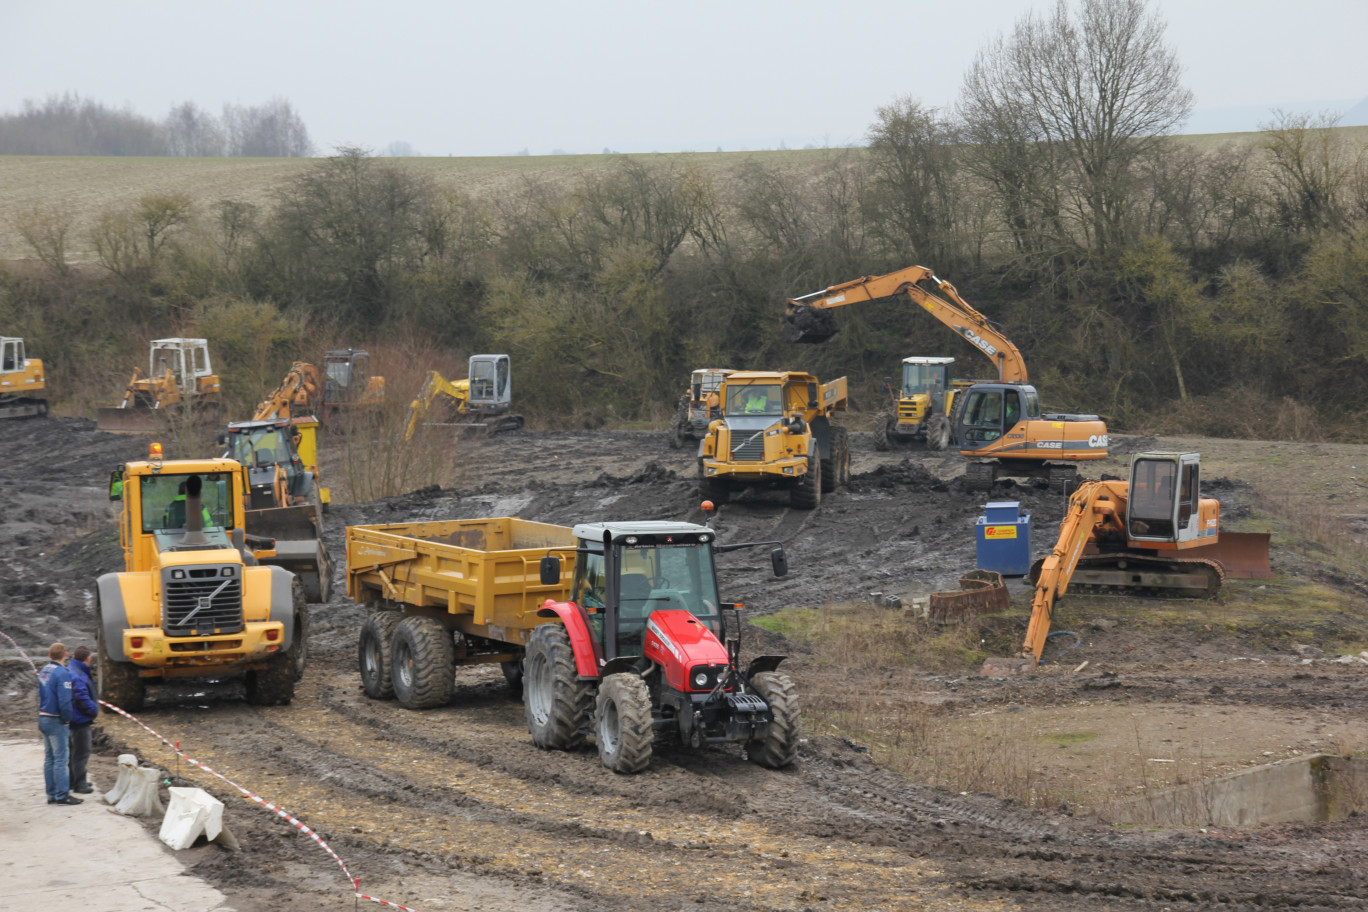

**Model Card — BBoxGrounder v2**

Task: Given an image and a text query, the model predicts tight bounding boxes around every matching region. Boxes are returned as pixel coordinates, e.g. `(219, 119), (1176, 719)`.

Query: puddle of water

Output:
(1103, 754), (1368, 827)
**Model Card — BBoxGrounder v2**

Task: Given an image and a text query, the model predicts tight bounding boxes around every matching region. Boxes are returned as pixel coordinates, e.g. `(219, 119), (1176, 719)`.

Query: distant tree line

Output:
(0, 93), (312, 157)
(4, 0), (1368, 441)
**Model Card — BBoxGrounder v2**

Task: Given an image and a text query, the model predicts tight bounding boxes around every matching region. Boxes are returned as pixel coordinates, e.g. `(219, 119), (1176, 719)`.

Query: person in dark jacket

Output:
(37, 642), (81, 805)
(67, 645), (99, 794)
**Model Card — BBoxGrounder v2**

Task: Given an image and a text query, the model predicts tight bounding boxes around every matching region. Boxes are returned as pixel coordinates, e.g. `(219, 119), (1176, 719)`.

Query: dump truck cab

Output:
(0, 335), (48, 418)
(96, 446), (304, 711)
(698, 370), (850, 509)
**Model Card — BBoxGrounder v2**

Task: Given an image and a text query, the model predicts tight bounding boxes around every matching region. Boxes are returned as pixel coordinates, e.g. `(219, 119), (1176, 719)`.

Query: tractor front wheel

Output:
(359, 611), (403, 700)
(391, 615), (456, 710)
(748, 671), (800, 769)
(524, 623), (593, 750)
(595, 673), (653, 773)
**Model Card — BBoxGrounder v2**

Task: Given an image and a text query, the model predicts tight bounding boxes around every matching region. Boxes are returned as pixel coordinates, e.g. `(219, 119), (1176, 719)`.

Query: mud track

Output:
(2, 418), (1366, 911)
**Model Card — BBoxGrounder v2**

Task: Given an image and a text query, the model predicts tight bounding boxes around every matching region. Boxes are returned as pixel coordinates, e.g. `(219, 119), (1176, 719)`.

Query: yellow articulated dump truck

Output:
(697, 370), (850, 509)
(97, 444), (307, 711)
(347, 514), (798, 773)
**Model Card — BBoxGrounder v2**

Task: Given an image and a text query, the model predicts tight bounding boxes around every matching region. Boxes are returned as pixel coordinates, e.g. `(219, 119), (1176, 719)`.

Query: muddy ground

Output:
(2, 417), (1367, 911)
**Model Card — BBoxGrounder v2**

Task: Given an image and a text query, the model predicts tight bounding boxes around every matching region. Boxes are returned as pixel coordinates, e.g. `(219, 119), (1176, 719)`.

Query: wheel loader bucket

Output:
(95, 406), (167, 434)
(1189, 531), (1273, 580)
(780, 305), (840, 344)
(245, 504), (333, 603)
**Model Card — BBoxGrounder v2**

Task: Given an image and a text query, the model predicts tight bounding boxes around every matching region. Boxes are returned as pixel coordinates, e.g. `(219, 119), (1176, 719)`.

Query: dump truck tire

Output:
(359, 611), (403, 700)
(669, 413), (689, 449)
(96, 612), (145, 713)
(823, 426), (850, 491)
(524, 623), (593, 750)
(790, 455), (821, 509)
(873, 413), (893, 452)
(748, 671), (800, 769)
(291, 580), (309, 682)
(391, 615), (455, 710)
(245, 653), (295, 706)
(595, 673), (653, 774)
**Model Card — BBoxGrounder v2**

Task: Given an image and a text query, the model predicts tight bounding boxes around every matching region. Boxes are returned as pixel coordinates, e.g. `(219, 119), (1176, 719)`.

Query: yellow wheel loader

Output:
(0, 336), (48, 419)
(97, 338), (221, 434)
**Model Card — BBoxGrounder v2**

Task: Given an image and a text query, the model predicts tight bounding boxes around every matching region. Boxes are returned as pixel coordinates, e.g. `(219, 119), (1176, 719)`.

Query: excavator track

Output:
(1032, 553), (1225, 599)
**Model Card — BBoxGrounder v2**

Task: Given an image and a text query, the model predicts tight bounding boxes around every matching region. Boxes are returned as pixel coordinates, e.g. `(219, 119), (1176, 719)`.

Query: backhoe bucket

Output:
(1188, 531), (1273, 580)
(781, 306), (840, 344)
(96, 406), (167, 434)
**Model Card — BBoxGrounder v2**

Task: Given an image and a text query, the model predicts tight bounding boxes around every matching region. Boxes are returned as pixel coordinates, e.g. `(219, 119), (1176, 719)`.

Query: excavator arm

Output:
(254, 362), (322, 421)
(404, 370), (471, 441)
(782, 266), (1029, 383)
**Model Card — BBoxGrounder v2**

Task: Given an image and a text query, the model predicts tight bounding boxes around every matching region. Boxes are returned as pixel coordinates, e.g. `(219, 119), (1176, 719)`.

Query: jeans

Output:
(39, 716), (70, 801)
(69, 722), (93, 791)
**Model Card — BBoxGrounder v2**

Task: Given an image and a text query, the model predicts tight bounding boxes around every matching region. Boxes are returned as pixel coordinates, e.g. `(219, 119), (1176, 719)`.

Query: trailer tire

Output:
(524, 623), (593, 750)
(392, 616), (455, 710)
(359, 611), (403, 700)
(96, 608), (145, 713)
(594, 673), (653, 773)
(501, 660), (524, 695)
(748, 671), (800, 769)
(790, 455), (821, 510)
(290, 579), (309, 682)
(245, 653), (295, 706)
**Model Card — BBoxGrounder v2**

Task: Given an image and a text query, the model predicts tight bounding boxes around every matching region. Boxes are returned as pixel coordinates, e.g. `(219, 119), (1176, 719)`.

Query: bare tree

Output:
(958, 0), (1193, 257)
(1260, 110), (1351, 235)
(164, 102), (225, 157)
(14, 204), (74, 274)
(865, 98), (963, 266)
(223, 98), (313, 157)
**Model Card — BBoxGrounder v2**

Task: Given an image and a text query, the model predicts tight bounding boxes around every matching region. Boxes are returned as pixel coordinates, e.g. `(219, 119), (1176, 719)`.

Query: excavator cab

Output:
(956, 385), (1040, 445)
(323, 349), (369, 403)
(467, 354), (512, 413)
(1127, 452), (1203, 544)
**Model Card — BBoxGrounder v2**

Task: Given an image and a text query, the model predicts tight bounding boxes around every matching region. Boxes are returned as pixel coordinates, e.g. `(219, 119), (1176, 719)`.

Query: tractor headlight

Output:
(693, 670), (710, 689)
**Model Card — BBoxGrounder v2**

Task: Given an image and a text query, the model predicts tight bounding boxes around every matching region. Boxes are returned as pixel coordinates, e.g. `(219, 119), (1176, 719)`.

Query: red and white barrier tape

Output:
(3, 629), (418, 911)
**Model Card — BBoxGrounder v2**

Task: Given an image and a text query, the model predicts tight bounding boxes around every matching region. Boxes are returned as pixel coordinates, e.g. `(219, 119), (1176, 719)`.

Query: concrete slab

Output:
(0, 736), (235, 912)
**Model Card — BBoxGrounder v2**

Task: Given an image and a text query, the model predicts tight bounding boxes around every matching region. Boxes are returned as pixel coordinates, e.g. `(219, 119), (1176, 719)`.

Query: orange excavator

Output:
(782, 266), (1107, 493)
(1020, 451), (1271, 663)
(253, 350), (384, 424)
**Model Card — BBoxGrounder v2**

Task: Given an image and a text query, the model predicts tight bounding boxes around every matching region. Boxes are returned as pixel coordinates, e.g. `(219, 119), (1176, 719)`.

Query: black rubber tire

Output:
(824, 426), (850, 490)
(697, 460), (731, 505)
(501, 660), (524, 695)
(748, 671), (800, 769)
(290, 579), (309, 682)
(359, 611), (403, 700)
(245, 653), (295, 706)
(668, 413), (689, 449)
(595, 673), (654, 774)
(872, 413), (893, 452)
(524, 623), (593, 750)
(926, 415), (951, 451)
(391, 615), (455, 710)
(790, 454), (821, 509)
(96, 608), (145, 713)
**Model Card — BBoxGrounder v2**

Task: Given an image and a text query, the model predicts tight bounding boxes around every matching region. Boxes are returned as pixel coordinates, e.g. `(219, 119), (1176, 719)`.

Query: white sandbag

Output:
(112, 766), (164, 817)
(159, 787), (225, 850)
(104, 754), (139, 805)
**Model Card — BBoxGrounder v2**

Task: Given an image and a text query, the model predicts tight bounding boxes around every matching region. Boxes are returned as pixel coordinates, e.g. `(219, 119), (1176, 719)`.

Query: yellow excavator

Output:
(1020, 451), (1271, 664)
(783, 266), (1107, 493)
(97, 338), (222, 433)
(0, 336), (48, 419)
(253, 350), (385, 426)
(404, 354), (524, 440)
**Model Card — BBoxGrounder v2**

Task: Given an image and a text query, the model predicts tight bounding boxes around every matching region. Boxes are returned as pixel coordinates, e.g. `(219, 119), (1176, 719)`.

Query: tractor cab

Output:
(897, 356), (954, 412)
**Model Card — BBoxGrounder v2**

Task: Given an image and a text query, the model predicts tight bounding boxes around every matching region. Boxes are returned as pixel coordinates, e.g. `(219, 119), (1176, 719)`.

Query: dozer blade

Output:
(95, 406), (167, 434)
(1186, 531), (1273, 580)
(780, 305), (840, 344)
(929, 569), (1011, 623)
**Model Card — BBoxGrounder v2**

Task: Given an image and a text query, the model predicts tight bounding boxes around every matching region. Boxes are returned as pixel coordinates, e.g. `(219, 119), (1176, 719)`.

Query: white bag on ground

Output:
(104, 754), (138, 805)
(159, 787), (224, 850)
(112, 766), (164, 817)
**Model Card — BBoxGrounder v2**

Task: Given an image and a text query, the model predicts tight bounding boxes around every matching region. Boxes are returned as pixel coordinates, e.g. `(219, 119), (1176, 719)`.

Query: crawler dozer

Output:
(97, 338), (221, 434)
(404, 354), (523, 440)
(0, 336), (48, 419)
(669, 368), (733, 449)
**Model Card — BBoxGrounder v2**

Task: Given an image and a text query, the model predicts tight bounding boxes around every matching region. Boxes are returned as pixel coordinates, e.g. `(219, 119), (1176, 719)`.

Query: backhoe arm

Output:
(404, 371), (470, 441)
(255, 362), (322, 421)
(782, 266), (1029, 383)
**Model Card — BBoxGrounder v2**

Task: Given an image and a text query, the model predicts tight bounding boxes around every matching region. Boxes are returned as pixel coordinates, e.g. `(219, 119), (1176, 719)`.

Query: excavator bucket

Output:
(95, 406), (167, 434)
(781, 305), (840, 344)
(1188, 531), (1273, 580)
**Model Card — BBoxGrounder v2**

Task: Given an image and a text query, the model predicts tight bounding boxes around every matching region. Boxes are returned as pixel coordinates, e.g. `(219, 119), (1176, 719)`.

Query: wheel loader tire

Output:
(391, 615), (455, 710)
(290, 579), (309, 682)
(245, 652), (295, 706)
(926, 415), (951, 451)
(790, 454), (821, 510)
(501, 660), (524, 696)
(359, 611), (403, 700)
(872, 413), (893, 452)
(595, 673), (654, 774)
(524, 623), (593, 751)
(748, 671), (800, 769)
(96, 609), (145, 713)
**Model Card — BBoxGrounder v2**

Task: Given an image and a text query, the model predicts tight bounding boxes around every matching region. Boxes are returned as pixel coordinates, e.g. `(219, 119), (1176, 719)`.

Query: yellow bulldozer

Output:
(698, 370), (850, 509)
(0, 335), (48, 419)
(404, 354), (523, 440)
(97, 338), (221, 433)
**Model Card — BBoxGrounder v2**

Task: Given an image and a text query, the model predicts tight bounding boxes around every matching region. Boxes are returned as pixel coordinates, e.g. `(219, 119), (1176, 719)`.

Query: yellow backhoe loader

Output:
(0, 336), (48, 419)
(404, 354), (523, 440)
(97, 338), (221, 433)
(254, 350), (385, 427)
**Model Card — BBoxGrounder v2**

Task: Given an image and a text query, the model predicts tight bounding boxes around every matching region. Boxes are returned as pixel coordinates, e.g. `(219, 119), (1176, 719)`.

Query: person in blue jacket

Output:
(67, 645), (99, 794)
(37, 642), (81, 805)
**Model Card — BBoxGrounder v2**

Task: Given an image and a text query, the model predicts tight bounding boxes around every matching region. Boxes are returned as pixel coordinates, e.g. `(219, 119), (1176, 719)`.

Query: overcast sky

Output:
(1, 0), (1364, 157)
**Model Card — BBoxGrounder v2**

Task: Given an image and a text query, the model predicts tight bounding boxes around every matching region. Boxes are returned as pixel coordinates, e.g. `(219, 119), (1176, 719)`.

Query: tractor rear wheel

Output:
(595, 673), (653, 773)
(359, 611), (403, 700)
(790, 454), (821, 509)
(392, 616), (456, 710)
(96, 609), (145, 713)
(872, 413), (893, 451)
(524, 623), (593, 750)
(748, 671), (800, 768)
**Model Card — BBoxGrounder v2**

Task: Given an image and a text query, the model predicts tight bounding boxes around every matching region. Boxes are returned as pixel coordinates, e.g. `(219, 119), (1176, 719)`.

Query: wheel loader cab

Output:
(141, 472), (235, 536)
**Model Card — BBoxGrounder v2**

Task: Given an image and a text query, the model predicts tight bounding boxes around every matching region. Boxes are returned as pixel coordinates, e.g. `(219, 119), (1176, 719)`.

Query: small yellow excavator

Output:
(783, 266), (1107, 493)
(0, 336), (48, 419)
(404, 354), (524, 440)
(1020, 451), (1271, 664)
(97, 338), (221, 433)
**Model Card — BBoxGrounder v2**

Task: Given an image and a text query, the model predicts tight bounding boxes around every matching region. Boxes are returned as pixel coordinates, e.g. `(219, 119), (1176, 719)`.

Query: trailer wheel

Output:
(595, 673), (653, 774)
(524, 623), (593, 750)
(245, 653), (295, 706)
(96, 607), (145, 713)
(359, 611), (403, 700)
(748, 671), (800, 769)
(290, 579), (309, 682)
(392, 616), (455, 710)
(790, 454), (822, 510)
(501, 660), (524, 696)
